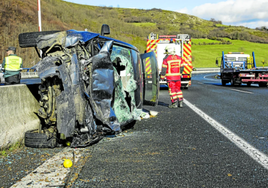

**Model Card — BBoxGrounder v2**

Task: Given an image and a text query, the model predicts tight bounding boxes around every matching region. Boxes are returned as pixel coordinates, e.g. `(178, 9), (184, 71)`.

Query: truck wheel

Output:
(230, 79), (234, 86)
(247, 82), (251, 87)
(19, 31), (60, 48)
(25, 129), (57, 148)
(259, 83), (267, 87)
(221, 80), (226, 86)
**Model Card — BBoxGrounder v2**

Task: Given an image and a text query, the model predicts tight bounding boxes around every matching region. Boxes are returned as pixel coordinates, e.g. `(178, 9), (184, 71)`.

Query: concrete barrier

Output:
(0, 84), (40, 148)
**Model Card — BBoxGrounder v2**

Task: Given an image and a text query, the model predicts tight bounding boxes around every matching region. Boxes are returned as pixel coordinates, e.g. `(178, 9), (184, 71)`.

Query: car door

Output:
(140, 51), (159, 106)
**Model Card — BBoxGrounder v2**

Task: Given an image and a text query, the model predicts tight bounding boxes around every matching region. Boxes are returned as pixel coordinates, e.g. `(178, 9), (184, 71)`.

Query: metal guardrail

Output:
(191, 67), (268, 74)
(192, 68), (220, 74)
(0, 67), (222, 84)
(0, 67), (39, 84)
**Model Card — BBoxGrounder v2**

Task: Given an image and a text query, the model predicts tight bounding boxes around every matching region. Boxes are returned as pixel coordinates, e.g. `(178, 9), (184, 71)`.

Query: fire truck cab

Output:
(146, 33), (193, 89)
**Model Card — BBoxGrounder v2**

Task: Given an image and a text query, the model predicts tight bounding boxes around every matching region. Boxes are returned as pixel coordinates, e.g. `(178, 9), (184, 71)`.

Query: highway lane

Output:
(186, 73), (268, 156)
(3, 73), (268, 187)
(71, 74), (268, 187)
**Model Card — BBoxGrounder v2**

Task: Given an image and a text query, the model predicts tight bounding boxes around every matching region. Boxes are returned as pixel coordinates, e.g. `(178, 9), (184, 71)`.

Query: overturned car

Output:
(19, 25), (159, 148)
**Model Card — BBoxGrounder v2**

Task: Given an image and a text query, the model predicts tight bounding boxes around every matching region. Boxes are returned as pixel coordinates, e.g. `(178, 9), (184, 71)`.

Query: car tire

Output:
(19, 31), (60, 48)
(25, 129), (57, 148)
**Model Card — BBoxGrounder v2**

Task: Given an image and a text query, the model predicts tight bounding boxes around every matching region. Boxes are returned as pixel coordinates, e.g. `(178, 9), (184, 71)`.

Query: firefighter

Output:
(160, 47), (184, 108)
(1, 47), (23, 85)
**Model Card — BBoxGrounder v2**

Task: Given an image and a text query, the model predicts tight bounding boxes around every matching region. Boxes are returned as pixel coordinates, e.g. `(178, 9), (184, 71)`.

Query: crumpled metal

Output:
(35, 31), (142, 138)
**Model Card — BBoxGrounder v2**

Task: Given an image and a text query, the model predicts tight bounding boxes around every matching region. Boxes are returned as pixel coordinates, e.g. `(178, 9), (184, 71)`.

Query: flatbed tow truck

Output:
(216, 51), (268, 87)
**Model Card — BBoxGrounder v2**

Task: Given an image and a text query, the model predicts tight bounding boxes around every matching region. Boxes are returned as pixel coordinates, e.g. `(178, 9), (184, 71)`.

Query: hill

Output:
(1, 0), (268, 68)
(192, 39), (268, 67)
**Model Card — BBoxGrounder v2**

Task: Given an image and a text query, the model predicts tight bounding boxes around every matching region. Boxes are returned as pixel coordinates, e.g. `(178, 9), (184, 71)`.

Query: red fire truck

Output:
(146, 33), (193, 88)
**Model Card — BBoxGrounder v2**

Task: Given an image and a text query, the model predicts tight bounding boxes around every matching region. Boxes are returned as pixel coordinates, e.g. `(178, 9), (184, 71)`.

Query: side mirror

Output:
(101, 24), (110, 36)
(216, 59), (219, 66)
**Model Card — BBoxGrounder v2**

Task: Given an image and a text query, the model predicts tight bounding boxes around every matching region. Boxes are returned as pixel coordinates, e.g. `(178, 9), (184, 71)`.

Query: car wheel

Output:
(19, 31), (60, 48)
(25, 129), (57, 148)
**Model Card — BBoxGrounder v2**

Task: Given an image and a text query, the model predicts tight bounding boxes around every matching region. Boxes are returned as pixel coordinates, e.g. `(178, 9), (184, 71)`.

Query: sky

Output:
(63, 0), (268, 29)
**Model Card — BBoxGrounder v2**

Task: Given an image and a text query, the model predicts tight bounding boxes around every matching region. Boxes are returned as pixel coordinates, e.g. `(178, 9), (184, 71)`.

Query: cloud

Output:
(176, 7), (189, 14)
(237, 20), (268, 29)
(188, 0), (268, 28)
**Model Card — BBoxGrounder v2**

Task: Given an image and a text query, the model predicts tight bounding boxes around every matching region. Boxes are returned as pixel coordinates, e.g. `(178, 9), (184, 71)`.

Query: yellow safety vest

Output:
(4, 56), (22, 71)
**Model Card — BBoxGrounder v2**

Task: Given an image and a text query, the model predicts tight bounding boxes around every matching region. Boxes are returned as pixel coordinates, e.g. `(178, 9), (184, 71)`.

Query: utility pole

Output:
(37, 0), (42, 57)
(38, 0), (42, 32)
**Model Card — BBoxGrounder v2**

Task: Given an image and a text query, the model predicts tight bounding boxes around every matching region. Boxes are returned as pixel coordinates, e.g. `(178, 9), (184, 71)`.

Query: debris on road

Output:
(10, 148), (83, 188)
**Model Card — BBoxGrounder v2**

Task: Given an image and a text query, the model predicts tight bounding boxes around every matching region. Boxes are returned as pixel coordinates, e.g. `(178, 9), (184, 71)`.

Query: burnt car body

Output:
(19, 25), (159, 148)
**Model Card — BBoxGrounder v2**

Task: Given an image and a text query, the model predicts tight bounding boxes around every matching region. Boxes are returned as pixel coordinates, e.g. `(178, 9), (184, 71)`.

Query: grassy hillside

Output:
(1, 0), (268, 68)
(192, 39), (268, 67)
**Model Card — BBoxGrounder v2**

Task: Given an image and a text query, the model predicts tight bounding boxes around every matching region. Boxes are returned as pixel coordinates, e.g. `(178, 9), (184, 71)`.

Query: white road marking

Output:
(230, 89), (253, 94)
(184, 99), (268, 170)
(11, 148), (84, 188)
(203, 74), (254, 94)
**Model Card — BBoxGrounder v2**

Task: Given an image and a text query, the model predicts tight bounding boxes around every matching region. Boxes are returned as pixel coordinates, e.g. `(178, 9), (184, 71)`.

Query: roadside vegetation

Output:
(192, 39), (268, 67)
(1, 0), (268, 68)
(0, 140), (24, 158)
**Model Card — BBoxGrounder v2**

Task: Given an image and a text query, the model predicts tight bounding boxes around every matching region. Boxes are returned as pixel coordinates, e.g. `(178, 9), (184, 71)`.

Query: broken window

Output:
(111, 45), (142, 123)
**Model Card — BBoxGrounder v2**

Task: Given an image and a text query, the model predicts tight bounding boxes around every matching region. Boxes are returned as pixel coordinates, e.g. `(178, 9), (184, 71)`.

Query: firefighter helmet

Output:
(164, 46), (169, 54)
(164, 46), (176, 55)
(171, 47), (176, 55)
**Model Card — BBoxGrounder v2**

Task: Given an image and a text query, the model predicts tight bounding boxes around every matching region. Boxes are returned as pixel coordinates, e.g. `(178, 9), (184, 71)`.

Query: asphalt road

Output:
(1, 73), (268, 188)
(71, 74), (268, 187)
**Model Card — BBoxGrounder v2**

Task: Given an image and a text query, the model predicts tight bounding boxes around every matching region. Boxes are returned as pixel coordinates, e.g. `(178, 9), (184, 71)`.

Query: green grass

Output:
(216, 24), (229, 27)
(193, 39), (222, 44)
(0, 140), (24, 158)
(132, 23), (156, 27)
(192, 39), (268, 67)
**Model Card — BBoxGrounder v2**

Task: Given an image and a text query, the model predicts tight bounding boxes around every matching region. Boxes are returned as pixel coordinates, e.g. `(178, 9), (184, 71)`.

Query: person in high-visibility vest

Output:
(160, 47), (184, 108)
(1, 47), (23, 85)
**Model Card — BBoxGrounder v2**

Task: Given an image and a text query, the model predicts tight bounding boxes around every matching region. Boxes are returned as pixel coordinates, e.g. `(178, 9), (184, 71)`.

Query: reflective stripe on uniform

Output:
(167, 81), (183, 103)
(165, 57), (182, 80)
(5, 56), (22, 71)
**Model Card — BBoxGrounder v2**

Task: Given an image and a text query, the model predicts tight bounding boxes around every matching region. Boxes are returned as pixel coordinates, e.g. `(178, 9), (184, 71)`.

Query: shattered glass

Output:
(111, 45), (142, 122)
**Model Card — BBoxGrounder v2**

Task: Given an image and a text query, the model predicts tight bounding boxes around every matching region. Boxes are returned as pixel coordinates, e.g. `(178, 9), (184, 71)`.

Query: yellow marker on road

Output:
(66, 141), (71, 146)
(63, 159), (73, 168)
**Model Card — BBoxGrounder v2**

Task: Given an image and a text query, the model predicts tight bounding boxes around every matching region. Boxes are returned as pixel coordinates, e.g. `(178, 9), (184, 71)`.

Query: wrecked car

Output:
(19, 24), (159, 148)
